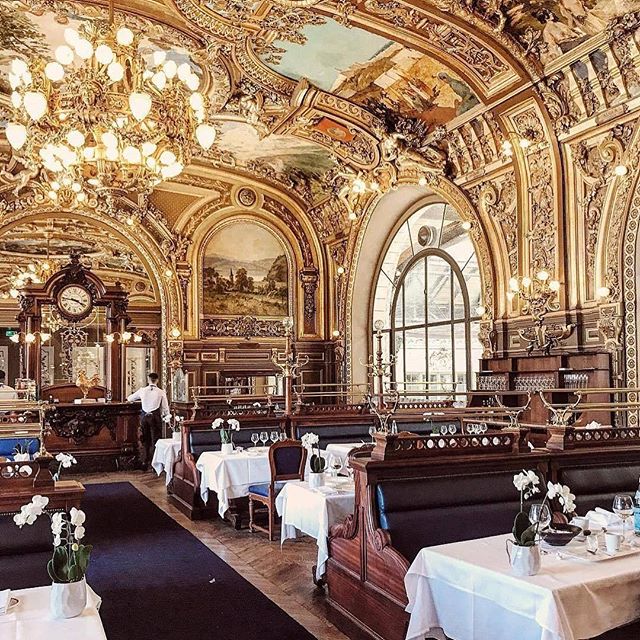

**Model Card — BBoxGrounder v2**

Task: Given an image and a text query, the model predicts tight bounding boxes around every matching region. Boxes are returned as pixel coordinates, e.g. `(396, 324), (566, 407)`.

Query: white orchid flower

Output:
(513, 472), (529, 492)
(212, 418), (224, 429)
(55, 453), (77, 468)
(228, 419), (240, 431)
(53, 534), (61, 547)
(51, 512), (64, 535)
(31, 495), (49, 514)
(69, 507), (86, 526)
(13, 511), (27, 527)
(546, 481), (559, 499)
(74, 525), (85, 540)
(301, 432), (319, 449)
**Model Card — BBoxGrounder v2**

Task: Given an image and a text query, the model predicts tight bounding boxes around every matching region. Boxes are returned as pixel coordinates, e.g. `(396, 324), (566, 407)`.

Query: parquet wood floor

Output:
(79, 471), (371, 640)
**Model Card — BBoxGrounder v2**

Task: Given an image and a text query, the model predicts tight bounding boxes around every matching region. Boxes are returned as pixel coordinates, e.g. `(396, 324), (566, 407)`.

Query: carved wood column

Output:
(299, 268), (318, 335)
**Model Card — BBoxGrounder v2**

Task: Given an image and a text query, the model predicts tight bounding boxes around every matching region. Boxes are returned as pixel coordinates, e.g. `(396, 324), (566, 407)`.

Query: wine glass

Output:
(251, 433), (259, 448)
(327, 454), (341, 478)
(440, 425), (448, 436)
(368, 426), (376, 444)
(448, 424), (456, 435)
(279, 433), (287, 442)
(259, 431), (268, 448)
(613, 494), (634, 538)
(270, 431), (279, 445)
(529, 503), (551, 540)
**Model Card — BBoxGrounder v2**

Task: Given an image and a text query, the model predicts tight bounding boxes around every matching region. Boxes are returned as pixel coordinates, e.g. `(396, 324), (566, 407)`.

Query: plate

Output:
(545, 538), (640, 562)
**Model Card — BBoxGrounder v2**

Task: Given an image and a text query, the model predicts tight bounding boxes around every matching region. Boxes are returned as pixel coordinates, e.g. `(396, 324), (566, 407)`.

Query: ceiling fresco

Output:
(0, 219), (155, 302)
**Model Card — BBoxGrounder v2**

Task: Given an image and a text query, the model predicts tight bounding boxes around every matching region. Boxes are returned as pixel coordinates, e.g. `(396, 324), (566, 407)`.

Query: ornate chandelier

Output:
(5, 2), (217, 207)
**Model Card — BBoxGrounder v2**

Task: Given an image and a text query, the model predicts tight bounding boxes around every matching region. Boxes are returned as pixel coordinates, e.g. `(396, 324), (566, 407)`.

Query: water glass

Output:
(260, 431), (268, 447)
(279, 432), (287, 442)
(368, 426), (376, 443)
(529, 503), (551, 536)
(251, 433), (259, 448)
(270, 431), (279, 445)
(613, 494), (634, 538)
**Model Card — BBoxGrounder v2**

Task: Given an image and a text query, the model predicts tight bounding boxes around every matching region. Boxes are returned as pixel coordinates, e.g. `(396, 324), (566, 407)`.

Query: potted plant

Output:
(52, 452), (77, 481)
(14, 496), (93, 618)
(212, 418), (240, 455)
(301, 432), (326, 489)
(13, 440), (33, 462)
(171, 414), (185, 442)
(509, 470), (576, 576)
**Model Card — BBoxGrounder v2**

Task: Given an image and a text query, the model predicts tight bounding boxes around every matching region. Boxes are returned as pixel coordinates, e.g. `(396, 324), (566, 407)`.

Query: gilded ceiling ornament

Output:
(536, 72), (580, 135)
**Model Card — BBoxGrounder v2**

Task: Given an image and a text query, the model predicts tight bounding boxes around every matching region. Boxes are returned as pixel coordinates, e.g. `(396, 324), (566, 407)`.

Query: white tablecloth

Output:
(275, 478), (355, 580)
(405, 533), (640, 640)
(0, 585), (105, 640)
(196, 449), (271, 518)
(325, 442), (365, 461)
(151, 438), (181, 485)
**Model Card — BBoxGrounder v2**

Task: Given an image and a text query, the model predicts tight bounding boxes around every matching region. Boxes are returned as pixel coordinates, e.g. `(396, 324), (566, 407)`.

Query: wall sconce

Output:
(9, 330), (51, 344)
(614, 164), (628, 177)
(169, 325), (182, 339)
(105, 331), (144, 344)
(596, 286), (611, 299)
(500, 130), (535, 158)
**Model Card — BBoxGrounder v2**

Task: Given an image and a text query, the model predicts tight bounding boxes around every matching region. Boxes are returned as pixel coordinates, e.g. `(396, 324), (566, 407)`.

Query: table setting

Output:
(404, 470), (640, 640)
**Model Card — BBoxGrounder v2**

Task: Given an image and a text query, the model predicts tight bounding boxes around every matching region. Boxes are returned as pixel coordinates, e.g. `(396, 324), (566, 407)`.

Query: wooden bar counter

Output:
(42, 401), (141, 471)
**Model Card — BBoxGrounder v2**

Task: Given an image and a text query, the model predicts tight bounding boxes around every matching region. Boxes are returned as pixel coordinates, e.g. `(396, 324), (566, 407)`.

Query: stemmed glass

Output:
(259, 431), (268, 448)
(368, 426), (376, 444)
(251, 433), (259, 448)
(328, 454), (343, 478)
(270, 431), (279, 445)
(279, 432), (287, 442)
(529, 504), (551, 541)
(613, 494), (634, 539)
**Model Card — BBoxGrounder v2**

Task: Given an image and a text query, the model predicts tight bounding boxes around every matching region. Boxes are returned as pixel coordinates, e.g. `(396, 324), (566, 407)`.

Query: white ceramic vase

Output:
(309, 471), (325, 489)
(13, 452), (30, 462)
(221, 442), (234, 455)
(506, 541), (541, 577)
(50, 578), (87, 619)
(172, 431), (181, 443)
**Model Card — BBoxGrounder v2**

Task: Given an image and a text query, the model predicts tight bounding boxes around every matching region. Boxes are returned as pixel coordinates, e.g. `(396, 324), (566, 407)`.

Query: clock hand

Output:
(64, 297), (84, 305)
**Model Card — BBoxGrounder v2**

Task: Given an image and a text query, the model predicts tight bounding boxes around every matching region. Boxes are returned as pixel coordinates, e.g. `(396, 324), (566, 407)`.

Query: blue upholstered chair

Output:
(248, 439), (307, 541)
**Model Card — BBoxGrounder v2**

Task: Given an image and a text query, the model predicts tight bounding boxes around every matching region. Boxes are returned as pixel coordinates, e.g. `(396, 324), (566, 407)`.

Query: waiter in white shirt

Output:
(127, 372), (169, 470)
(0, 370), (17, 400)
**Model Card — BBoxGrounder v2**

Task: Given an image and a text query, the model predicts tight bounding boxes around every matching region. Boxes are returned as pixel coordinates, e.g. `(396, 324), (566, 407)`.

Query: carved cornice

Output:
(201, 315), (287, 339)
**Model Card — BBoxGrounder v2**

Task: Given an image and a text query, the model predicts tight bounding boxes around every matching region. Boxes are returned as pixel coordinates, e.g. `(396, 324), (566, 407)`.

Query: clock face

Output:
(58, 285), (92, 318)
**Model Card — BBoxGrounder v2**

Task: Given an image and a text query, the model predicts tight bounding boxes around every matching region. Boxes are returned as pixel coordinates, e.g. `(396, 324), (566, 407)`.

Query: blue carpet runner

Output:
(1, 482), (318, 639)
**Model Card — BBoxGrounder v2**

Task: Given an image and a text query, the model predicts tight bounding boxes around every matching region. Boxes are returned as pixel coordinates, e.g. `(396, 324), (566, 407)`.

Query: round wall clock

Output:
(57, 284), (93, 319)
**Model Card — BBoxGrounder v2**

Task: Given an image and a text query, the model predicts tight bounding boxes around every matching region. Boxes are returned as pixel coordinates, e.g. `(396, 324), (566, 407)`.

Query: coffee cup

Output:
(605, 532), (623, 554)
(572, 516), (589, 532)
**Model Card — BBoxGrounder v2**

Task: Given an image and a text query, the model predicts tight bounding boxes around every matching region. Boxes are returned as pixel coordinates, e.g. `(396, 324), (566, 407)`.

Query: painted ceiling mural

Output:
(262, 20), (481, 131)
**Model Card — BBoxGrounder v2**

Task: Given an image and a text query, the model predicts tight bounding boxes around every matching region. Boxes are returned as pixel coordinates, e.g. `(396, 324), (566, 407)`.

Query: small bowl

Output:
(541, 524), (582, 546)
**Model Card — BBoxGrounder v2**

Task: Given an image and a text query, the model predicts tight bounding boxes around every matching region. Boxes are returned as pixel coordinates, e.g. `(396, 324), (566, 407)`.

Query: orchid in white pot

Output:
(301, 432), (326, 489)
(508, 470), (576, 576)
(14, 496), (93, 618)
(212, 418), (240, 454)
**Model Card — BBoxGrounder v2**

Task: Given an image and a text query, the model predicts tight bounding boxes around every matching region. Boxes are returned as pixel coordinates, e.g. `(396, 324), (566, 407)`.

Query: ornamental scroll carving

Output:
(299, 268), (318, 333)
(201, 316), (287, 339)
(45, 406), (118, 445)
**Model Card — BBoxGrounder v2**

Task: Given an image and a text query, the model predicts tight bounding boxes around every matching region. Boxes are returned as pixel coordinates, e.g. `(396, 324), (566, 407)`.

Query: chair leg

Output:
(248, 497), (255, 533)
(268, 503), (275, 541)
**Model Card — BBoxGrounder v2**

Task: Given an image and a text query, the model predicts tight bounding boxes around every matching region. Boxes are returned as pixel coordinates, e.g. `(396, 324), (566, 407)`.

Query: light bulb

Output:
(75, 38), (93, 60)
(163, 60), (177, 79)
(72, 182), (82, 192)
(159, 150), (176, 165)
(164, 268), (173, 278)
(418, 176), (427, 187)
(170, 326), (182, 338)
(121, 331), (132, 342)
(186, 73), (200, 91)
(107, 62), (124, 82)
(101, 131), (118, 148)
(614, 164), (628, 177)
(76, 191), (86, 202)
(501, 140), (513, 156)
(44, 61), (64, 81)
(549, 280), (561, 292)
(597, 286), (610, 298)
(161, 162), (183, 178)
(25, 332), (36, 344)
(506, 291), (515, 302)
(153, 50), (166, 66)
(55, 45), (74, 66)
(116, 27), (134, 46)
(461, 221), (472, 231)
(519, 137), (531, 149)
(10, 58), (28, 77)
(83, 146), (95, 160)
(10, 91), (21, 108)
(40, 332), (51, 342)
(95, 44), (114, 65)
(50, 181), (60, 191)
(177, 62), (191, 82)
(521, 276), (532, 288)
(48, 190), (58, 200)
(509, 277), (519, 292)
(348, 211), (357, 220)
(536, 270), (549, 281)
(332, 330), (340, 338)
(123, 145), (141, 164)
(195, 123), (216, 150)
(141, 142), (156, 156)
(105, 333), (115, 343)
(336, 265), (345, 275)
(63, 27), (79, 46)
(133, 334), (143, 343)
(5, 123), (27, 150)
(129, 92), (152, 121)
(23, 91), (48, 120)
(9, 330), (20, 339)
(105, 146), (118, 161)
(189, 92), (204, 111)
(475, 305), (486, 316)
(66, 129), (85, 148)
(151, 72), (166, 91)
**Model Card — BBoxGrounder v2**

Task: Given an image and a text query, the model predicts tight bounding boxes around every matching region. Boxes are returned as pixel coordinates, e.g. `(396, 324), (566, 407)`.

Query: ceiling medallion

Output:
(5, 0), (219, 209)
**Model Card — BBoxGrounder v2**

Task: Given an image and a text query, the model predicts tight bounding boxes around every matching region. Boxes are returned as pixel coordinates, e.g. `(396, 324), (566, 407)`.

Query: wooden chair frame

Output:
(248, 439), (307, 541)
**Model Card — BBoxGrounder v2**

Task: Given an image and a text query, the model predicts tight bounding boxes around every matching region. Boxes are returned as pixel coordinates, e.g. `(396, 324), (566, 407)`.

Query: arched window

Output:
(372, 202), (483, 391)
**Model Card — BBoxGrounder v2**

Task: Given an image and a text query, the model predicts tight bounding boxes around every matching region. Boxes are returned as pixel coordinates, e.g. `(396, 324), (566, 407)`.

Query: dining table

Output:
(151, 437), (181, 485)
(404, 532), (640, 640)
(324, 442), (367, 461)
(0, 585), (105, 640)
(275, 476), (355, 580)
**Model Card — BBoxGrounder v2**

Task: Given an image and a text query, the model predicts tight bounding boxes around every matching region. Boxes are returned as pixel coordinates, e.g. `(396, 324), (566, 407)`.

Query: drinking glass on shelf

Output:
(344, 458), (354, 481)
(613, 494), (634, 538)
(260, 431), (268, 447)
(251, 433), (259, 448)
(368, 426), (376, 444)
(529, 503), (551, 538)
(270, 431), (279, 445)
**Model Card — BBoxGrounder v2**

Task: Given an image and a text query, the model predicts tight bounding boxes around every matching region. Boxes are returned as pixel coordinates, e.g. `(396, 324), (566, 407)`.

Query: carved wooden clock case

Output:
(17, 254), (131, 400)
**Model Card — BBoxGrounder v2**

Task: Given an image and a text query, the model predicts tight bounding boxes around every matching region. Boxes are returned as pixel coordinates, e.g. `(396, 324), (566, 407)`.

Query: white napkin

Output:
(585, 508), (623, 528)
(0, 589), (11, 615)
